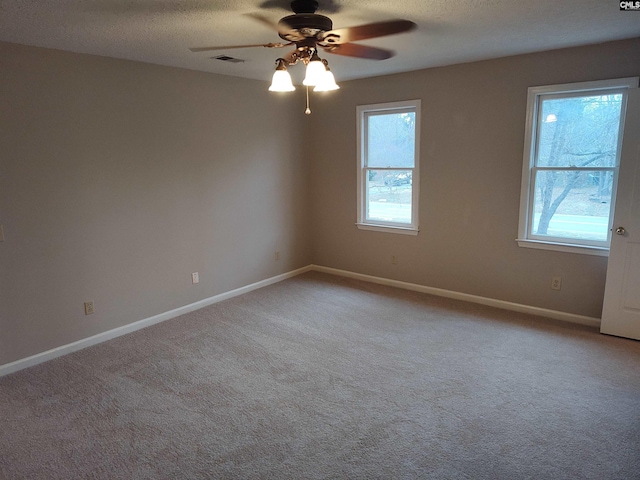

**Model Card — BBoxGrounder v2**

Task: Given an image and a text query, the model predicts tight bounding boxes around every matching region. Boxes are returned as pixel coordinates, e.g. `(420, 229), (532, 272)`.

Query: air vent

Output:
(212, 55), (245, 63)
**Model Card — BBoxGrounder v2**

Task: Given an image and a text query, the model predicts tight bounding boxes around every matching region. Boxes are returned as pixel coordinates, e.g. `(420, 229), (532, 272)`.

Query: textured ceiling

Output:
(0, 0), (638, 84)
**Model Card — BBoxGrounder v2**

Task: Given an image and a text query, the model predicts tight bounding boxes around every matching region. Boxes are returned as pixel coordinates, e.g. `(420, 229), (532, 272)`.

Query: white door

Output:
(601, 88), (640, 340)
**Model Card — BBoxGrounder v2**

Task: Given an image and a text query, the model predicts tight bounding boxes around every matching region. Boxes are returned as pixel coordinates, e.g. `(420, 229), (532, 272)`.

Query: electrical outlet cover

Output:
(84, 301), (95, 315)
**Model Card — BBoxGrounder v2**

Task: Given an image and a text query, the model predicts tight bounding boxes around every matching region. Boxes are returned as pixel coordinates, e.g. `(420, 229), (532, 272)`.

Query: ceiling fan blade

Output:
(189, 43), (291, 53)
(321, 43), (395, 60)
(320, 20), (416, 45)
(244, 12), (279, 30)
(245, 12), (296, 38)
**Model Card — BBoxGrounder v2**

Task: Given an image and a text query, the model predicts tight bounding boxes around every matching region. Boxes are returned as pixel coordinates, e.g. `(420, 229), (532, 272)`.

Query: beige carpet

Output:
(1, 271), (639, 479)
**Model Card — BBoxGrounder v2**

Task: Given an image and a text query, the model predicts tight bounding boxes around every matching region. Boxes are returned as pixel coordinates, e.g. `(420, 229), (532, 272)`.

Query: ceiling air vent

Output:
(212, 55), (245, 63)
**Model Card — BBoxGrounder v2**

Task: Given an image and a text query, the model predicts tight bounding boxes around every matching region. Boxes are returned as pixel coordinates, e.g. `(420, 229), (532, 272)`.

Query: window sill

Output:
(356, 223), (419, 236)
(516, 239), (609, 256)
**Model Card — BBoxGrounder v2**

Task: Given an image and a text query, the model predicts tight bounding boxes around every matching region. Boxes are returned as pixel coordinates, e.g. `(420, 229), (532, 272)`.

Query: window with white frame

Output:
(517, 78), (638, 255)
(356, 100), (421, 235)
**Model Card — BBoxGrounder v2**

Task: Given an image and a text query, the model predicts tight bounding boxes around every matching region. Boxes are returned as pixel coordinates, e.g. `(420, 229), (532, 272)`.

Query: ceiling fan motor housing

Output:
(278, 14), (333, 41)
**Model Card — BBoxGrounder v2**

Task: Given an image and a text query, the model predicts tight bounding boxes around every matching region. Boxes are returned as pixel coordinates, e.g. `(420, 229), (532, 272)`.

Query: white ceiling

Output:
(1, 0), (638, 84)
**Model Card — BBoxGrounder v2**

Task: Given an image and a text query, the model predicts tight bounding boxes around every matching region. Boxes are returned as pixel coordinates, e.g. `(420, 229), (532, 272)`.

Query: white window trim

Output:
(517, 77), (639, 255)
(356, 99), (421, 234)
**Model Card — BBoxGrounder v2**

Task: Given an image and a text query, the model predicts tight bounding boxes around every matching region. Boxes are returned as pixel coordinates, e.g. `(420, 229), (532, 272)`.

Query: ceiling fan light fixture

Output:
(314, 62), (339, 92)
(269, 70), (295, 91)
(269, 59), (295, 92)
(303, 52), (326, 86)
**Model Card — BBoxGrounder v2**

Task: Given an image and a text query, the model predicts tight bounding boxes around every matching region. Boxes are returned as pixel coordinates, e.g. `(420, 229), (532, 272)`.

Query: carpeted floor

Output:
(1, 271), (639, 479)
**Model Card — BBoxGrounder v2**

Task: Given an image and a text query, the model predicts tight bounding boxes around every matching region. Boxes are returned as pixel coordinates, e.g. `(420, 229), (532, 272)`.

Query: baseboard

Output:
(1, 263), (600, 377)
(310, 265), (601, 328)
(0, 265), (313, 378)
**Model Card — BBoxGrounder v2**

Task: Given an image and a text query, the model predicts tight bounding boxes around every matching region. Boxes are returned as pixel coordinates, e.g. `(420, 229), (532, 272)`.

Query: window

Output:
(517, 78), (638, 255)
(356, 100), (421, 235)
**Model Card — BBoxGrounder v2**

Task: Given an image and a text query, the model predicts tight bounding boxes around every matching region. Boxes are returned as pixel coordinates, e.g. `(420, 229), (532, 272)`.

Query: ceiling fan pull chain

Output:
(305, 86), (311, 115)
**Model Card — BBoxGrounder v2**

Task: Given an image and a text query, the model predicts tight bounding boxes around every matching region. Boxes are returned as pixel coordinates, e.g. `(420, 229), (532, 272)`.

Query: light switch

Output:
(0, 225), (4, 242)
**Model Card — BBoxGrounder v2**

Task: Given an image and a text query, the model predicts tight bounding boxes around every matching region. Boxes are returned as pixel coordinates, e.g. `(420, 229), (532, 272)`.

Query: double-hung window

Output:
(357, 100), (421, 235)
(517, 78), (638, 255)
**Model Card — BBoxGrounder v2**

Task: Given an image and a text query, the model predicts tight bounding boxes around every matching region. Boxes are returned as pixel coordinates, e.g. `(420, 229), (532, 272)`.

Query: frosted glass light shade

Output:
(269, 70), (295, 92)
(303, 60), (326, 86)
(314, 70), (340, 92)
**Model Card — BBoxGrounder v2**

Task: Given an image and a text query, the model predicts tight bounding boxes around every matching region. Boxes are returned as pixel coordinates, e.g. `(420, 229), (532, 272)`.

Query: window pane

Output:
(532, 169), (613, 242)
(536, 94), (623, 168)
(366, 169), (412, 224)
(366, 112), (416, 168)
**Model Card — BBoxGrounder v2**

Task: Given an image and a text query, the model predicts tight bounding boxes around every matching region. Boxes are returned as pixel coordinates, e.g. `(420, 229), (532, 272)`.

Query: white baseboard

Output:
(310, 265), (601, 328)
(0, 265), (313, 377)
(1, 263), (600, 377)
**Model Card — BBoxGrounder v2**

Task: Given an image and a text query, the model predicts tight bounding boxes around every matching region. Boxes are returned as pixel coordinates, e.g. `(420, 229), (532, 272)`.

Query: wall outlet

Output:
(192, 272), (199, 284)
(274, 251), (280, 261)
(84, 301), (95, 315)
(551, 276), (562, 291)
(391, 255), (398, 265)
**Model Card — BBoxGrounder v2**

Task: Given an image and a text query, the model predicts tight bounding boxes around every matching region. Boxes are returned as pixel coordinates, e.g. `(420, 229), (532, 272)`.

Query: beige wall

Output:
(0, 42), (311, 365)
(308, 38), (640, 319)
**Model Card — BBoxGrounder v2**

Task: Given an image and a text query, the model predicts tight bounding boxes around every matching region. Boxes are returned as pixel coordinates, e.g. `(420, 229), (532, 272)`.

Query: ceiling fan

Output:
(189, 0), (415, 112)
